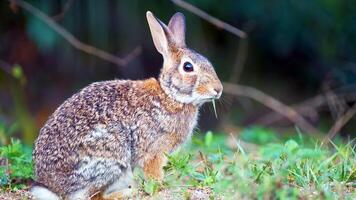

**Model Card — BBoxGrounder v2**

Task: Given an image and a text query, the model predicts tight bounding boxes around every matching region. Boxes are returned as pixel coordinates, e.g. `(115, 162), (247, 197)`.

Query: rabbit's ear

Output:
(168, 12), (186, 47)
(146, 11), (171, 55)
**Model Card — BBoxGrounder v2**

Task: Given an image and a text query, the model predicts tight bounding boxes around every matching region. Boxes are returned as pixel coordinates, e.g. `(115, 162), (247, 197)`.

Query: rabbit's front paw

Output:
(143, 154), (166, 180)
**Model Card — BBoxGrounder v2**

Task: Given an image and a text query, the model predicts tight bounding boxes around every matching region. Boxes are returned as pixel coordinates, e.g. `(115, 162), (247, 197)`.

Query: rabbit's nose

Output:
(213, 84), (223, 99)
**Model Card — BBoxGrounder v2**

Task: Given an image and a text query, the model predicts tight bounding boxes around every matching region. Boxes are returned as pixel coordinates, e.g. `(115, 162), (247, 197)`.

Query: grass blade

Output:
(212, 99), (218, 119)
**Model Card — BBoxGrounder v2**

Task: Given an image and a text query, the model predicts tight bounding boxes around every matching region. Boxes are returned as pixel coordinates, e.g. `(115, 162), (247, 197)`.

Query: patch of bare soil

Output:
(0, 189), (34, 200)
(0, 187), (213, 200)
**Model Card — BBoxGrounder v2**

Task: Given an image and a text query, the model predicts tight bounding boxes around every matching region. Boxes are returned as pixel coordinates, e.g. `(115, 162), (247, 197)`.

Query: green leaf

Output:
(204, 131), (213, 147)
(191, 171), (205, 181)
(297, 148), (325, 159)
(260, 143), (284, 159)
(11, 65), (23, 79)
(143, 179), (159, 195)
(285, 140), (299, 153)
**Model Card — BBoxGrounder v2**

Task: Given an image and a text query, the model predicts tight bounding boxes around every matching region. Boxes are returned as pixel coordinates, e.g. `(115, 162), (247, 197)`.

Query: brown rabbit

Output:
(31, 11), (222, 200)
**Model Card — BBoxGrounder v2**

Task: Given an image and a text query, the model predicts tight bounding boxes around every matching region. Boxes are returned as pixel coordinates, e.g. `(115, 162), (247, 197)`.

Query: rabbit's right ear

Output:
(168, 12), (186, 47)
(146, 11), (171, 56)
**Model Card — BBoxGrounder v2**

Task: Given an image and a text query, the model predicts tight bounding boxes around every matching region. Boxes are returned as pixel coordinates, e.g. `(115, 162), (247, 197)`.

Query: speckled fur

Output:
(32, 11), (222, 199)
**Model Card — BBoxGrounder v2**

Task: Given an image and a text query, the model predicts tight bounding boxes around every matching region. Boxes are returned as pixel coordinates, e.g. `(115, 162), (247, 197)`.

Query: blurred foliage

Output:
(240, 126), (278, 144)
(0, 1), (356, 143)
(0, 121), (19, 146)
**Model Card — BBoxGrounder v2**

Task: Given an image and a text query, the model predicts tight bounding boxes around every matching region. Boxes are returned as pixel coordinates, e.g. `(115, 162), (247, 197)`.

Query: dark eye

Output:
(183, 62), (194, 72)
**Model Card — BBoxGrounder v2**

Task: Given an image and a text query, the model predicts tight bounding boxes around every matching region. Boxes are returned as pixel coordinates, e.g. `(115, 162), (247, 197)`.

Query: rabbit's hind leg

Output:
(30, 185), (60, 200)
(102, 167), (135, 200)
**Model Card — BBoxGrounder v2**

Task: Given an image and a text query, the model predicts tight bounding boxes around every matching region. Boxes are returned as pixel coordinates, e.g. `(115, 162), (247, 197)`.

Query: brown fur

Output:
(196, 84), (209, 95)
(143, 154), (166, 180)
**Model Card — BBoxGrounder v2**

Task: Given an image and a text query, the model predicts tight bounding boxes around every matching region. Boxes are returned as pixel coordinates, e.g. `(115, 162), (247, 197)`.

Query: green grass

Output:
(0, 127), (355, 199)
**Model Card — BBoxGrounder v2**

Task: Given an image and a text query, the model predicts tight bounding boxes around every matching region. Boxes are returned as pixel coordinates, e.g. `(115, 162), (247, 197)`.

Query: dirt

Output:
(0, 189), (34, 200)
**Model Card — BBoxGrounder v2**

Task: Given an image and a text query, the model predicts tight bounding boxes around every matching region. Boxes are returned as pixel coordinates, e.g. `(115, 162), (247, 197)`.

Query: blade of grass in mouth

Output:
(212, 99), (218, 119)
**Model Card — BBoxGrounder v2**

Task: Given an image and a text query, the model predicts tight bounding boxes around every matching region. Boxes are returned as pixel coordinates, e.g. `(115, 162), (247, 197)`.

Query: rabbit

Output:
(30, 11), (223, 200)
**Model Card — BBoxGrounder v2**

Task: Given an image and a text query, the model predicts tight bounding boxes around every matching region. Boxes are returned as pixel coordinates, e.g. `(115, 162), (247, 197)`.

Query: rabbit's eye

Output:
(183, 62), (194, 72)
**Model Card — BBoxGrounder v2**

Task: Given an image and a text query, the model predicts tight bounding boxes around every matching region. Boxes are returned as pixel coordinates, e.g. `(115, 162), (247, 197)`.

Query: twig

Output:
(229, 22), (255, 83)
(256, 90), (356, 126)
(218, 37), (249, 129)
(222, 82), (321, 134)
(324, 103), (356, 143)
(52, 0), (75, 21)
(323, 83), (348, 121)
(171, 0), (247, 38)
(256, 95), (324, 125)
(229, 38), (248, 83)
(0, 60), (13, 75)
(198, 151), (212, 169)
(10, 0), (141, 67)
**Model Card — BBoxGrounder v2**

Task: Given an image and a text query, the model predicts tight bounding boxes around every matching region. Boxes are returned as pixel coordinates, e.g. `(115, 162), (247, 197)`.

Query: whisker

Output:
(220, 95), (234, 106)
(218, 96), (235, 112)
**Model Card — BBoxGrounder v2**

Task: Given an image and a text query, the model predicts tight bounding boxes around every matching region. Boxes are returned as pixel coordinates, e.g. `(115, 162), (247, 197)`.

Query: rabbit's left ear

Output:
(168, 12), (186, 47)
(147, 11), (171, 56)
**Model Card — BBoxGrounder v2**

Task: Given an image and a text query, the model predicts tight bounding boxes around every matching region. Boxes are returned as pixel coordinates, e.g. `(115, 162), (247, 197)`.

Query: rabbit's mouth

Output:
(209, 90), (223, 100)
(209, 85), (223, 99)
(213, 92), (222, 99)
(200, 96), (219, 103)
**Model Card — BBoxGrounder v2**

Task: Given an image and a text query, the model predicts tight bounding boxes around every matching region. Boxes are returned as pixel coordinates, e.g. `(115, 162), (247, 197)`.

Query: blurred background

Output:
(0, 0), (356, 145)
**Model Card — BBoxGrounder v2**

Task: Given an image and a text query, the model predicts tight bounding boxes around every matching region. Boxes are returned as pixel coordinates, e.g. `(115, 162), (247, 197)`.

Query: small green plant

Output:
(142, 178), (161, 195)
(190, 164), (218, 187)
(164, 149), (219, 189)
(0, 139), (33, 191)
(165, 153), (193, 177)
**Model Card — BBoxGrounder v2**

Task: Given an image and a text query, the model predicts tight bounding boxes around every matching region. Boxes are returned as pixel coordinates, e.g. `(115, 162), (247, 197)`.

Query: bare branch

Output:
(171, 0), (247, 38)
(323, 83), (348, 121)
(256, 90), (356, 126)
(52, 0), (75, 21)
(222, 82), (321, 134)
(10, 0), (141, 67)
(0, 60), (13, 75)
(229, 38), (249, 83)
(256, 95), (324, 125)
(324, 103), (356, 143)
(218, 37), (249, 129)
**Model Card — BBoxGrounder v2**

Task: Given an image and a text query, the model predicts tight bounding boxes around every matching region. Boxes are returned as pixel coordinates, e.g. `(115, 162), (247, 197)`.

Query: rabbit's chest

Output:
(131, 107), (198, 166)
(149, 105), (198, 147)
